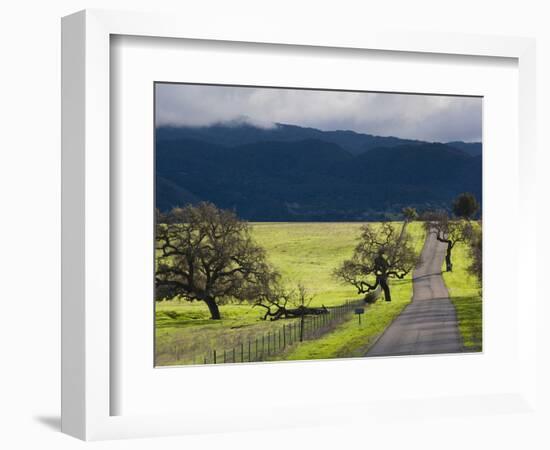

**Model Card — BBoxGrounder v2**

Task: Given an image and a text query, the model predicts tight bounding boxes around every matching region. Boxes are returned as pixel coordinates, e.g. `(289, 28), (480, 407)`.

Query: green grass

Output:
(155, 221), (426, 365)
(442, 228), (482, 352)
(156, 301), (298, 365)
(271, 222), (426, 361)
(271, 279), (412, 361)
(252, 222), (373, 306)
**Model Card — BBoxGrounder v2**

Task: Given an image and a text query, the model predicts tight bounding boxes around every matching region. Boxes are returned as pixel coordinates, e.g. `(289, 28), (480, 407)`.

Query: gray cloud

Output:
(155, 83), (482, 142)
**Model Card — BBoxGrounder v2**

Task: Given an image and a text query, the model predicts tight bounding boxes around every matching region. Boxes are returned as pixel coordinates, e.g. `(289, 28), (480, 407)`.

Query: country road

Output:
(366, 231), (463, 357)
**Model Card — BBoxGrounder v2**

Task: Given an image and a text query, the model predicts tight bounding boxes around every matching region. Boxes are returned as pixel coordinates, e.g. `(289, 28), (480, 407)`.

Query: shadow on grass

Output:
(155, 307), (263, 329)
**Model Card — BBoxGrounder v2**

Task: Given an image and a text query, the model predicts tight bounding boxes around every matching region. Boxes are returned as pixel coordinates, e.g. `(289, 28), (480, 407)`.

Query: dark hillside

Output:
(156, 134), (482, 221)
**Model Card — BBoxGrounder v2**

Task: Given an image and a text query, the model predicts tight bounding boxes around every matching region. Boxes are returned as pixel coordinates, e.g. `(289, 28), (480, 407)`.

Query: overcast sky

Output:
(155, 83), (482, 143)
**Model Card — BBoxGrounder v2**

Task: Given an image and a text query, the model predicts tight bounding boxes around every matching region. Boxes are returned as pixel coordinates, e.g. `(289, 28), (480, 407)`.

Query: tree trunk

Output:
(398, 221), (408, 245)
(204, 297), (221, 320)
(445, 242), (453, 272)
(380, 276), (392, 302)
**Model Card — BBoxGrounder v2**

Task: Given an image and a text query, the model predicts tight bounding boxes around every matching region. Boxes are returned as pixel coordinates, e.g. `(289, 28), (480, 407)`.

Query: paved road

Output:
(366, 231), (463, 357)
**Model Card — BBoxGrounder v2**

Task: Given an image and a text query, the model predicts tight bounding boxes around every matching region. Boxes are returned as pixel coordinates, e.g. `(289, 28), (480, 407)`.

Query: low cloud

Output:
(155, 83), (482, 142)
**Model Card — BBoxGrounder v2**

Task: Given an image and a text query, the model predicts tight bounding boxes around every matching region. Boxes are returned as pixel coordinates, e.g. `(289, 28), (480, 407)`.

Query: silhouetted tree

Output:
(452, 193), (479, 219)
(254, 283), (329, 343)
(402, 207), (418, 223)
(253, 282), (328, 322)
(424, 211), (472, 272)
(334, 222), (419, 302)
(155, 203), (277, 320)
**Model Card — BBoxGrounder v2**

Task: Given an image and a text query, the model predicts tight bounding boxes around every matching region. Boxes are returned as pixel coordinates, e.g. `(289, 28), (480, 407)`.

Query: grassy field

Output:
(271, 222), (426, 361)
(252, 222), (374, 306)
(155, 221), (426, 365)
(271, 278), (413, 361)
(442, 229), (483, 352)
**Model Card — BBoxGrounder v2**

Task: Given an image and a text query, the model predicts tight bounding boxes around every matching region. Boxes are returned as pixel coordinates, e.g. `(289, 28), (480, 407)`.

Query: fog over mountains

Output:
(156, 123), (482, 221)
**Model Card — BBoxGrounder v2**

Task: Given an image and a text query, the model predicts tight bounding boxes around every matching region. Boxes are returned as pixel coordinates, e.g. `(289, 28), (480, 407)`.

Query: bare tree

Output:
(254, 283), (328, 343)
(334, 222), (419, 302)
(424, 211), (472, 272)
(253, 283), (328, 322)
(155, 202), (277, 320)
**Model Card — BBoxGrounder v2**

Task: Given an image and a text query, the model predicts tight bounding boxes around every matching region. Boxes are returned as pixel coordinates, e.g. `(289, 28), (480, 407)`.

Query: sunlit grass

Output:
(442, 224), (482, 352)
(271, 222), (426, 361)
(271, 279), (412, 361)
(155, 221), (426, 365)
(252, 222), (371, 306)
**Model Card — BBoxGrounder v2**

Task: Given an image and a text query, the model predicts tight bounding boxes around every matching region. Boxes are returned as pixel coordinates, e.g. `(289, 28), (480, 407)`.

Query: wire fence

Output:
(199, 298), (366, 364)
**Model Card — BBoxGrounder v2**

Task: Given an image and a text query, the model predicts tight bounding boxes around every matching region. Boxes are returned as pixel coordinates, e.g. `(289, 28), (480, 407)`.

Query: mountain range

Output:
(156, 123), (482, 221)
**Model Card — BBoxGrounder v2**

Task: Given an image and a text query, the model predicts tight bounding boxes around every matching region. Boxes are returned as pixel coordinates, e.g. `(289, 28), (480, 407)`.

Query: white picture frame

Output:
(61, 9), (537, 441)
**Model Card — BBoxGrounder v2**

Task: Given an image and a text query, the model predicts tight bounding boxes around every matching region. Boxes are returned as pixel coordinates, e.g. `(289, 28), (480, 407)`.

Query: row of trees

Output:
(155, 195), (481, 320)
(332, 193), (482, 303)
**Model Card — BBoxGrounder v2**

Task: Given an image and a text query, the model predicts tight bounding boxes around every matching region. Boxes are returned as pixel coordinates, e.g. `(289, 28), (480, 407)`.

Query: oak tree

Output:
(155, 203), (276, 320)
(253, 282), (328, 321)
(402, 207), (418, 224)
(424, 211), (472, 272)
(452, 192), (479, 219)
(334, 222), (419, 302)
